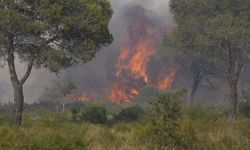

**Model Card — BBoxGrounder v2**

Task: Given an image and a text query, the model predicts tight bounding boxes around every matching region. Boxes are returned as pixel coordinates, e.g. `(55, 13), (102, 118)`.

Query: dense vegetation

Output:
(0, 91), (250, 150)
(0, 0), (113, 125)
(0, 0), (250, 149)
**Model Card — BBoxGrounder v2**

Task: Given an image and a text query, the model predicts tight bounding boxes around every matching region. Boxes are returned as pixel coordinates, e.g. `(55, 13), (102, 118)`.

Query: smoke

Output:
(64, 0), (174, 100)
(0, 0), (173, 103)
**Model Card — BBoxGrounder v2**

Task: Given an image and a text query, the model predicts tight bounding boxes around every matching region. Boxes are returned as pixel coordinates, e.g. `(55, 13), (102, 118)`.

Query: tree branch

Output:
(11, 35), (58, 86)
(7, 35), (20, 86)
(20, 59), (33, 85)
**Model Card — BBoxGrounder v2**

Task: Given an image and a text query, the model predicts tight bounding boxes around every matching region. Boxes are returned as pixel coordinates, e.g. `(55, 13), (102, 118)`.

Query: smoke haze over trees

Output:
(0, 0), (173, 103)
(0, 0), (249, 108)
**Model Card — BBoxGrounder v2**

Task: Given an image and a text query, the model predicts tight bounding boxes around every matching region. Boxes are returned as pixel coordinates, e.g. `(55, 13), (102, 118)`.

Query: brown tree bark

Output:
(12, 85), (24, 125)
(227, 68), (245, 120)
(228, 78), (239, 120)
(189, 79), (201, 106)
(7, 50), (23, 125)
(7, 35), (33, 125)
(226, 41), (246, 120)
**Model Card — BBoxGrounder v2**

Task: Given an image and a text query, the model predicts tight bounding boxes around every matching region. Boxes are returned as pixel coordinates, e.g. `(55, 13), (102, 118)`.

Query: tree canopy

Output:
(169, 0), (250, 118)
(0, 0), (113, 125)
(0, 0), (113, 71)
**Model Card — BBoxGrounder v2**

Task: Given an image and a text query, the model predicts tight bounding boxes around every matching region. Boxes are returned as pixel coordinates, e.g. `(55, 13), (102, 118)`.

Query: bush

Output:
(113, 106), (144, 122)
(184, 106), (227, 121)
(80, 105), (107, 124)
(239, 102), (250, 117)
(0, 115), (12, 125)
(137, 90), (189, 149)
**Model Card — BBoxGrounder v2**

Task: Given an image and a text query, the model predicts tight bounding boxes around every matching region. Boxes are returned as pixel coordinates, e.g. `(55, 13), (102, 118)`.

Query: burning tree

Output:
(0, 0), (113, 125)
(109, 7), (176, 104)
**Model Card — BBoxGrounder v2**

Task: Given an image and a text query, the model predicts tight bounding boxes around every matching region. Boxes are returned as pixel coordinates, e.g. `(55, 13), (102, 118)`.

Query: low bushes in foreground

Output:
(0, 91), (250, 149)
(0, 118), (249, 150)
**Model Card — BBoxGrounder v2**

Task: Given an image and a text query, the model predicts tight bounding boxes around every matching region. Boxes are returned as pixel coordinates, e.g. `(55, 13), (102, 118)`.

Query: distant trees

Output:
(169, 0), (250, 119)
(40, 78), (76, 112)
(160, 33), (219, 106)
(0, 0), (113, 125)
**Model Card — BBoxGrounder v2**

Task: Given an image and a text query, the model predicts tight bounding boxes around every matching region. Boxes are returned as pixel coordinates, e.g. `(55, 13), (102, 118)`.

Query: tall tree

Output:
(170, 0), (250, 119)
(0, 0), (113, 125)
(159, 33), (218, 106)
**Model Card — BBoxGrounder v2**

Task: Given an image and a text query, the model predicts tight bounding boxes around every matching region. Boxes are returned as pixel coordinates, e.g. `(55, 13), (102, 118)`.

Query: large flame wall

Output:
(109, 16), (176, 104)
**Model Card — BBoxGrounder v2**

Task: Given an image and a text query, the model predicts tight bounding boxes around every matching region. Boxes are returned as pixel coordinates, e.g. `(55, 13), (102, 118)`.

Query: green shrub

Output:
(0, 109), (249, 149)
(137, 90), (189, 149)
(71, 109), (80, 123)
(113, 106), (144, 122)
(184, 107), (227, 121)
(80, 105), (107, 124)
(0, 115), (12, 125)
(239, 102), (250, 117)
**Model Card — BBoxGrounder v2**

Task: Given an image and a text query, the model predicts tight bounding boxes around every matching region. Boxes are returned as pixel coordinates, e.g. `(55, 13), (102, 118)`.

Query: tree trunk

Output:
(227, 64), (246, 120)
(225, 41), (246, 120)
(189, 79), (201, 106)
(7, 54), (24, 125)
(238, 80), (246, 103)
(228, 78), (239, 120)
(62, 103), (65, 112)
(7, 35), (33, 125)
(12, 85), (24, 125)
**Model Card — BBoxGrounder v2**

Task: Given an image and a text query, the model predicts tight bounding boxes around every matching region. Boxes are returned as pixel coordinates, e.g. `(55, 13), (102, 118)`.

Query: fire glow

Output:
(68, 92), (93, 102)
(109, 16), (176, 104)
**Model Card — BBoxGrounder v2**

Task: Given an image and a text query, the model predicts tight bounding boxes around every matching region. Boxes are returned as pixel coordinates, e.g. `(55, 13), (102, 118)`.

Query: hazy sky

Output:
(0, 0), (172, 103)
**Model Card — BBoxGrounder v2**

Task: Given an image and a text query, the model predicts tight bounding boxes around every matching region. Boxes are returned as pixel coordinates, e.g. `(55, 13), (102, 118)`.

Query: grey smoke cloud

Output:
(0, 0), (172, 103)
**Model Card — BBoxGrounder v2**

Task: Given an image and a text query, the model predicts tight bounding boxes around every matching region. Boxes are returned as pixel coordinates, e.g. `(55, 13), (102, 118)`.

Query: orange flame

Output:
(115, 19), (157, 82)
(157, 68), (177, 89)
(109, 17), (176, 104)
(109, 18), (157, 103)
(69, 92), (93, 102)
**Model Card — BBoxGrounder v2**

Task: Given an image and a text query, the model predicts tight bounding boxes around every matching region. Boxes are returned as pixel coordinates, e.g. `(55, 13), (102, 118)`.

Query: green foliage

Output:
(0, 115), (11, 125)
(88, 100), (122, 117)
(22, 110), (70, 128)
(169, 0), (250, 118)
(71, 109), (80, 123)
(0, 0), (113, 125)
(138, 90), (188, 149)
(0, 107), (249, 149)
(0, 0), (113, 70)
(80, 105), (107, 124)
(239, 86), (250, 117)
(184, 107), (227, 121)
(133, 85), (161, 109)
(239, 102), (250, 117)
(113, 106), (144, 123)
(0, 123), (88, 150)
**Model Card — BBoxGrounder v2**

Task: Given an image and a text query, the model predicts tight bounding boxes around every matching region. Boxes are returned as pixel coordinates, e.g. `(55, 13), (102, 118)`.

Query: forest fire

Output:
(68, 92), (94, 102)
(109, 16), (176, 104)
(157, 67), (177, 89)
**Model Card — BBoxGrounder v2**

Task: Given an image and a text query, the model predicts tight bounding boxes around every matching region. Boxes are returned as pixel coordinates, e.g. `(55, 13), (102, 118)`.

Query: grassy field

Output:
(0, 108), (249, 150)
